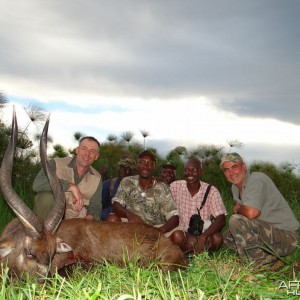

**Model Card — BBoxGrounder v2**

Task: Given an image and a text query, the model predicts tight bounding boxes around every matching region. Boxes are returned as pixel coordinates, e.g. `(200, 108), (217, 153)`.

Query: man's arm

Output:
(112, 201), (143, 222)
(200, 214), (226, 240)
(157, 215), (179, 234)
(234, 203), (261, 219)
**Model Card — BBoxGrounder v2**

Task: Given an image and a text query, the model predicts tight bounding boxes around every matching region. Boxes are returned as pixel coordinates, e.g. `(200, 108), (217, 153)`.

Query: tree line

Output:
(1, 93), (299, 229)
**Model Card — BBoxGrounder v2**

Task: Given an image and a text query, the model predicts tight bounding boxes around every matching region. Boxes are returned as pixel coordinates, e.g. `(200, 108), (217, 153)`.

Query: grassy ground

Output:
(1, 248), (299, 299)
(0, 167), (299, 299)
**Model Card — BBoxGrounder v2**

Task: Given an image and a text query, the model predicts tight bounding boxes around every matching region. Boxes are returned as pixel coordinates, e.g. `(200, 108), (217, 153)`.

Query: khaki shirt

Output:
(112, 175), (178, 226)
(33, 157), (102, 220)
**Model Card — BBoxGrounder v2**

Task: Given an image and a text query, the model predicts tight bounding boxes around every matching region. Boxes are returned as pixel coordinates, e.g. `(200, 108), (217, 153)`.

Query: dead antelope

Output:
(0, 110), (187, 280)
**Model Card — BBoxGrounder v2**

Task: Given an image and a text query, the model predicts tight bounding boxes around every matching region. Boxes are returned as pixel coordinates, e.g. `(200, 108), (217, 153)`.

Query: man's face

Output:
(160, 166), (176, 185)
(75, 139), (99, 168)
(184, 160), (202, 184)
(137, 154), (156, 179)
(118, 165), (133, 180)
(222, 161), (247, 188)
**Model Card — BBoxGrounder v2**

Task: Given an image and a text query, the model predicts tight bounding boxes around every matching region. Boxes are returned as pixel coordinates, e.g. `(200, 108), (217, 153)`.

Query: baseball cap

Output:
(220, 152), (244, 168)
(138, 150), (157, 162)
(160, 161), (176, 170)
(117, 155), (136, 169)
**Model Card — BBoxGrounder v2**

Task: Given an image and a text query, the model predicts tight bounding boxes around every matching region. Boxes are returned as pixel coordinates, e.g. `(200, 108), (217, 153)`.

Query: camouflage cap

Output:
(117, 155), (136, 169)
(220, 152), (244, 168)
(138, 150), (157, 163)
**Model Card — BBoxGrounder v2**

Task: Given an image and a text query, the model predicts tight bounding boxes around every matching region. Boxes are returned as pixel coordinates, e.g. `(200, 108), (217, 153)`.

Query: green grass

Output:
(0, 164), (299, 299)
(1, 249), (299, 299)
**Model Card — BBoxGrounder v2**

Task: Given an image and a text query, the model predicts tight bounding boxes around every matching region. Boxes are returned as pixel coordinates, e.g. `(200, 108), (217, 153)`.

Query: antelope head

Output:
(0, 108), (72, 279)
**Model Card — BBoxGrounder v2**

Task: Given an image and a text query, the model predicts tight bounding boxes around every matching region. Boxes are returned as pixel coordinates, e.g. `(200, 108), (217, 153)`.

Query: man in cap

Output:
(108, 150), (184, 245)
(101, 154), (136, 220)
(220, 152), (299, 267)
(159, 161), (177, 186)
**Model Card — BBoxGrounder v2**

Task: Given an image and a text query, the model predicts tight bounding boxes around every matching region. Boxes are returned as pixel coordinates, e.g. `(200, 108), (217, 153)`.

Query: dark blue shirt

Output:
(101, 177), (120, 220)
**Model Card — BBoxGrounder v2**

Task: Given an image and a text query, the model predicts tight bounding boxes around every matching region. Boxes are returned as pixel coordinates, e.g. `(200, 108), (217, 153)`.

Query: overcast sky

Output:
(1, 0), (300, 170)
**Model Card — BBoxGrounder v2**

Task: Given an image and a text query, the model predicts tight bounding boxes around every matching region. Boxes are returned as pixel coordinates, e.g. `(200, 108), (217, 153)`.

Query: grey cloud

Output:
(0, 0), (299, 122)
(214, 97), (300, 125)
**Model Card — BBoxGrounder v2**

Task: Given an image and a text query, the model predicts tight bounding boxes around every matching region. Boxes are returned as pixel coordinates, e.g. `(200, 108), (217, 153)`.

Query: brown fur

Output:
(0, 218), (187, 279)
(53, 219), (187, 272)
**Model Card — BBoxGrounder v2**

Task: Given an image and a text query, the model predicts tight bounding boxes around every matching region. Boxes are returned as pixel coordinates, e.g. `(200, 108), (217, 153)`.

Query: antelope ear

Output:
(0, 239), (14, 258)
(56, 237), (72, 253)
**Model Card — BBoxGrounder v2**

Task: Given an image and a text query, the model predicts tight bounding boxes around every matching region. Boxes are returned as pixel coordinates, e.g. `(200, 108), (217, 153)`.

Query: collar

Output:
(69, 157), (95, 176)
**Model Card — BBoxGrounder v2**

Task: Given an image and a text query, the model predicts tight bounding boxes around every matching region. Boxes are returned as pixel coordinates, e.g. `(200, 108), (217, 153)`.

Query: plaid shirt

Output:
(170, 180), (227, 231)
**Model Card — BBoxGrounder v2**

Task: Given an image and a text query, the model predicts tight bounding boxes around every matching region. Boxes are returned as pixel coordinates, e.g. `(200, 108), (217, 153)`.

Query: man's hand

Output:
(194, 235), (206, 254)
(157, 215), (179, 235)
(233, 203), (241, 214)
(85, 214), (94, 221)
(126, 211), (143, 222)
(233, 202), (261, 219)
(157, 226), (167, 234)
(68, 183), (84, 211)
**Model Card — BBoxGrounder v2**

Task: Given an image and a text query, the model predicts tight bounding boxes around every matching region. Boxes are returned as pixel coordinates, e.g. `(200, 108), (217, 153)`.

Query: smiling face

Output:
(222, 161), (247, 189)
(184, 159), (202, 185)
(75, 138), (99, 169)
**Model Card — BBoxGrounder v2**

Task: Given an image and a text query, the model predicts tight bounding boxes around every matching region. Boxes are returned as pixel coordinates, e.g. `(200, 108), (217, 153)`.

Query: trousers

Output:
(223, 214), (298, 263)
